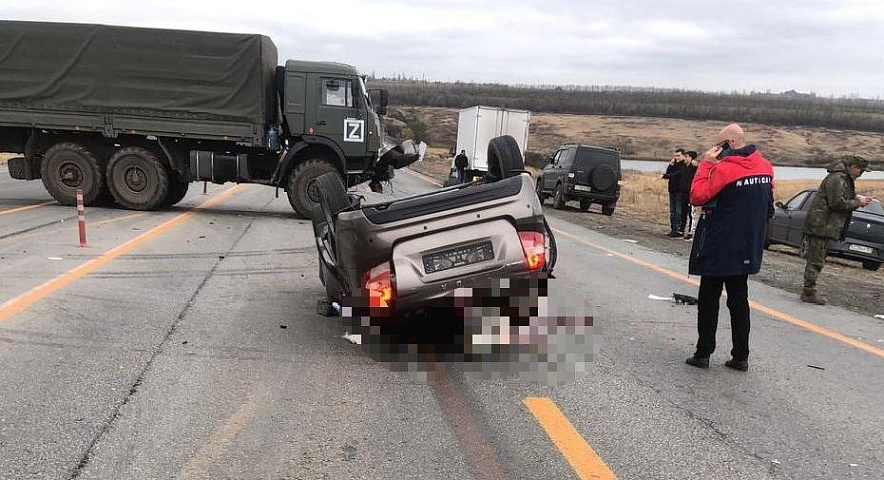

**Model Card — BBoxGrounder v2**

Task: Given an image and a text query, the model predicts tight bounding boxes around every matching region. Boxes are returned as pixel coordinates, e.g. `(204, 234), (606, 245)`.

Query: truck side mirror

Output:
(369, 88), (388, 116)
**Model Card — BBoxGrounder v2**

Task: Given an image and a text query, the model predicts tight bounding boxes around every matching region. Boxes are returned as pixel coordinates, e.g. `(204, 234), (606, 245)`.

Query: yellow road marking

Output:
(0, 186), (244, 323)
(552, 227), (884, 359)
(0, 201), (56, 215)
(176, 384), (267, 479)
(524, 397), (618, 480)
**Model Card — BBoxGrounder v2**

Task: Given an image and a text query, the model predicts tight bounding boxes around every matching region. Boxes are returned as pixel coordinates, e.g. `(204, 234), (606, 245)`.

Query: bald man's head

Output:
(716, 123), (746, 149)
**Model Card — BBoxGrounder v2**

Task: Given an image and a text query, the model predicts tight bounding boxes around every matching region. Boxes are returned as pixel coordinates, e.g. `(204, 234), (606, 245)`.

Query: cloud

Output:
(2, 0), (882, 97)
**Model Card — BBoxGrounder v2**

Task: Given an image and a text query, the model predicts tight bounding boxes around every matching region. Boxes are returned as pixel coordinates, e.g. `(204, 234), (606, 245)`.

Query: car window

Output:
(550, 150), (563, 165)
(560, 148), (576, 168)
(859, 199), (884, 216)
(787, 191), (811, 210)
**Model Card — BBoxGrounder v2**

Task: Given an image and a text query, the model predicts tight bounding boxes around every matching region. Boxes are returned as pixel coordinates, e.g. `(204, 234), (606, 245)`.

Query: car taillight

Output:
(518, 231), (546, 271)
(363, 261), (394, 308)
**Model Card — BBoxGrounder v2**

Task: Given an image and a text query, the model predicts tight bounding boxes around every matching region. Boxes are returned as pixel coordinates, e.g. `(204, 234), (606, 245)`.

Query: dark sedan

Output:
(766, 189), (884, 271)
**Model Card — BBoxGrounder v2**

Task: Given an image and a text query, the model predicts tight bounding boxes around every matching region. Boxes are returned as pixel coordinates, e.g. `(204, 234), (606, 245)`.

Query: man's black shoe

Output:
(725, 359), (749, 372)
(685, 356), (710, 369)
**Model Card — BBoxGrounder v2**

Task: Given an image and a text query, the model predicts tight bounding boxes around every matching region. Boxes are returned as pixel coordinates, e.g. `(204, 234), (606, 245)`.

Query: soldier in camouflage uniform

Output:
(801, 156), (873, 304)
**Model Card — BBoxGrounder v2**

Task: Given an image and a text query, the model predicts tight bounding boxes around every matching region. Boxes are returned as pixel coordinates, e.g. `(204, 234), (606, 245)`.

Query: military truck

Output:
(0, 21), (416, 217)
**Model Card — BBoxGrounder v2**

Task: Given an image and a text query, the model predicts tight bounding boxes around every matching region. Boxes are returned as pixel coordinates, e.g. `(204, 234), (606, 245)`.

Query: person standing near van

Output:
(663, 149), (687, 237)
(454, 149), (469, 183)
(685, 124), (774, 372)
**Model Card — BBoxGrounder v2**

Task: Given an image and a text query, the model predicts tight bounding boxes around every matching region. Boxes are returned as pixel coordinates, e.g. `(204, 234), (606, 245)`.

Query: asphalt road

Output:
(1, 165), (882, 480)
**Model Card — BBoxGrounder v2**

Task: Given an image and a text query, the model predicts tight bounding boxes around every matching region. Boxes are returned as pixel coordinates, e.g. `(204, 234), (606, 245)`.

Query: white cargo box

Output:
(454, 106), (530, 171)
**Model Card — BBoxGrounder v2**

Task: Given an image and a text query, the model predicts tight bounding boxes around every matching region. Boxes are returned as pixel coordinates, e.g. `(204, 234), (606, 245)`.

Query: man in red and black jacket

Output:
(685, 124), (774, 372)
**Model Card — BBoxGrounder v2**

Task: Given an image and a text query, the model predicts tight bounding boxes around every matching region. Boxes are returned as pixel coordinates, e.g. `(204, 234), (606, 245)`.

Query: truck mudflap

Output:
(7, 157), (39, 180)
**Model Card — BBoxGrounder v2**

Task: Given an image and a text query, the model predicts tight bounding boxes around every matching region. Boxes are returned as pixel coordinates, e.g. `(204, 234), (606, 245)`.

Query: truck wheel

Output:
(162, 177), (190, 207)
(579, 199), (591, 211)
(107, 147), (170, 211)
(487, 135), (524, 181)
(553, 184), (566, 210)
(286, 159), (339, 218)
(862, 260), (881, 271)
(591, 165), (617, 191)
(602, 202), (616, 216)
(40, 142), (106, 206)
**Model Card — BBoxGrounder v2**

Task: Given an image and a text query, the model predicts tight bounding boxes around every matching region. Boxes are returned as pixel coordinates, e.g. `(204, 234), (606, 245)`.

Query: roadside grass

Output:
(0, 153), (14, 165)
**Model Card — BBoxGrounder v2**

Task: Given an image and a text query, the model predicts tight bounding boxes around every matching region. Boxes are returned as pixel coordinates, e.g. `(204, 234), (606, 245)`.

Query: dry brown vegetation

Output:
(0, 153), (13, 165)
(392, 106), (884, 167)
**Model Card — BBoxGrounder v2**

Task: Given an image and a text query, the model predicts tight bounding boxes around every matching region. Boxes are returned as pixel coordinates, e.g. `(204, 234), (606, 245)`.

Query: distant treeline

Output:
(368, 79), (884, 133)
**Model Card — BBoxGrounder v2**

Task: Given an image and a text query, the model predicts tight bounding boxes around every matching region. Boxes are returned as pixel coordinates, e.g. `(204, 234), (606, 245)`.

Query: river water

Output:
(622, 160), (884, 181)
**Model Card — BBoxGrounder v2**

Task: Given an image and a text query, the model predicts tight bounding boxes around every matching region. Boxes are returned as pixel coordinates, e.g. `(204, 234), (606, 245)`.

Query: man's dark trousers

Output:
(669, 191), (683, 233)
(695, 274), (750, 361)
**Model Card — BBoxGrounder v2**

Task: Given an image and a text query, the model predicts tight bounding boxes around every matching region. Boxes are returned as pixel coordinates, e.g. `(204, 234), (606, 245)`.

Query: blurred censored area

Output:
(340, 277), (599, 383)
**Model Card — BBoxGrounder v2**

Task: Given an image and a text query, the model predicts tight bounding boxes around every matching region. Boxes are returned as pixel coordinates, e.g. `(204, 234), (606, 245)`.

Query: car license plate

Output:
(574, 184), (591, 192)
(848, 244), (874, 254)
(423, 241), (494, 274)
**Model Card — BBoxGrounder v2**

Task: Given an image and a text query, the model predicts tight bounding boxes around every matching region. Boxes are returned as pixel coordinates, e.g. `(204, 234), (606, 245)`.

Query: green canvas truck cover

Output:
(0, 21), (278, 125)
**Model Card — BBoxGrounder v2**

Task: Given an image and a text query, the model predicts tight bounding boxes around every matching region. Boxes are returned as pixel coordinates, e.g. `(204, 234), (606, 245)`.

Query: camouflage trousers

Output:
(802, 235), (829, 294)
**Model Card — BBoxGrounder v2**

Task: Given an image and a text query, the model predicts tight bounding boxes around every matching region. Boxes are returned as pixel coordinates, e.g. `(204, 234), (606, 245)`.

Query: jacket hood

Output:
(827, 160), (848, 173)
(721, 147), (765, 170)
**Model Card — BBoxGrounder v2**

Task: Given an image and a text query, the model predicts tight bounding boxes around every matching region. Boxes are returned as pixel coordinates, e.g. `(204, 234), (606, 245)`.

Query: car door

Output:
(770, 191), (808, 244)
(785, 191), (813, 245)
(543, 150), (564, 191)
(557, 147), (576, 187)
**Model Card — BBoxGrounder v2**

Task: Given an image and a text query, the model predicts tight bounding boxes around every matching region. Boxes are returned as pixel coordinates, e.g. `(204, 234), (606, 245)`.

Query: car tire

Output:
(862, 260), (881, 271)
(591, 164), (617, 191)
(602, 202), (616, 216)
(107, 147), (169, 211)
(162, 176), (190, 207)
(487, 135), (524, 181)
(286, 159), (339, 219)
(41, 142), (106, 206)
(579, 199), (591, 211)
(553, 183), (565, 210)
(314, 172), (350, 256)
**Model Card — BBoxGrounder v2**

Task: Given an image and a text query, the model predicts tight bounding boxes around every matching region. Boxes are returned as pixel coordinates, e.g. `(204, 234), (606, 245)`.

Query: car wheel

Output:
(602, 202), (616, 216)
(487, 135), (524, 181)
(862, 260), (881, 271)
(553, 184), (565, 210)
(41, 142), (107, 206)
(579, 199), (591, 211)
(107, 147), (169, 210)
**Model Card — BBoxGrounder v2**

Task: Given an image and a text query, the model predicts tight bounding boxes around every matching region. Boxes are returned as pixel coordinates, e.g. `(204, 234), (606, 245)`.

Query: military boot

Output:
(800, 291), (827, 305)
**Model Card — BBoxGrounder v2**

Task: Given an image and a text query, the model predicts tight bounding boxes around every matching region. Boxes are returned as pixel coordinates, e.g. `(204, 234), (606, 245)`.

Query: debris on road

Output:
(279, 325), (287, 329)
(673, 293), (698, 305)
(806, 364), (825, 370)
(342, 332), (362, 345)
(874, 314), (884, 319)
(623, 239), (638, 243)
(648, 294), (673, 301)
(47, 257), (62, 261)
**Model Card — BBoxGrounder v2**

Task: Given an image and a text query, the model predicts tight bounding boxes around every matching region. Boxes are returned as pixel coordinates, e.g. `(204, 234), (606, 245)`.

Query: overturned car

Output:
(310, 136), (557, 320)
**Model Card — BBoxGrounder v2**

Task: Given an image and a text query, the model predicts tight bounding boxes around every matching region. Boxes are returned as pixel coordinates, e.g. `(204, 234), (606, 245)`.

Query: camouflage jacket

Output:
(804, 161), (859, 240)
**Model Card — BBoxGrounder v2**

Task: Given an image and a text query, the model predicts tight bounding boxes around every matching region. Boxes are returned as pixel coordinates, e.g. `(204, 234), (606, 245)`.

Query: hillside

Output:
(388, 106), (884, 167)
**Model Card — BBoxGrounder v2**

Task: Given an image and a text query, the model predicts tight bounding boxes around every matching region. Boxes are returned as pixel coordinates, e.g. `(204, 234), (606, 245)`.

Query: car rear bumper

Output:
(564, 183), (619, 201)
(828, 239), (884, 263)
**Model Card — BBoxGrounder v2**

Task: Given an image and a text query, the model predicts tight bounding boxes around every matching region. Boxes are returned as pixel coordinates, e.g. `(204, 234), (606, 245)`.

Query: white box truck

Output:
(452, 106), (530, 180)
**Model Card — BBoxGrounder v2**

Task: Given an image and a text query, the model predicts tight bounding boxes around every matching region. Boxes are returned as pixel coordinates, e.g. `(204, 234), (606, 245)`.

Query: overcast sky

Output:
(4, 0), (883, 98)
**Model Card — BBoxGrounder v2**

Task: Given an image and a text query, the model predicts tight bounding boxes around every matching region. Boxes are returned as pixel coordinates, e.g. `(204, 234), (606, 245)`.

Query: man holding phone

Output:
(685, 124), (774, 372)
(663, 148), (688, 237)
(800, 155), (873, 304)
